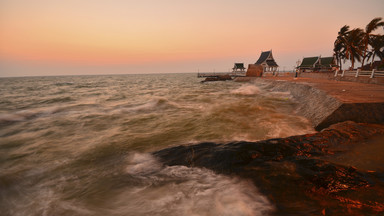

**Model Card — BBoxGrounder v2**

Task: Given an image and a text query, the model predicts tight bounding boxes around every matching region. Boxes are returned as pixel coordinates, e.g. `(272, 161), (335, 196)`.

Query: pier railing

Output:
(334, 69), (384, 78)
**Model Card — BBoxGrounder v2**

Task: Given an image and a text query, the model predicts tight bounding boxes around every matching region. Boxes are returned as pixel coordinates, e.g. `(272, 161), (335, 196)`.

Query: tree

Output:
(333, 41), (344, 70)
(370, 35), (384, 66)
(361, 17), (384, 67)
(344, 28), (364, 69)
(333, 25), (349, 70)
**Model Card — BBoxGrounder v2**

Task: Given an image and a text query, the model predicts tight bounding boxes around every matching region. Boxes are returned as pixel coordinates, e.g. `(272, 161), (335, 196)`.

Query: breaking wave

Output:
(230, 84), (261, 95)
(123, 153), (274, 216)
(0, 74), (316, 215)
(0, 106), (62, 124)
(111, 98), (179, 114)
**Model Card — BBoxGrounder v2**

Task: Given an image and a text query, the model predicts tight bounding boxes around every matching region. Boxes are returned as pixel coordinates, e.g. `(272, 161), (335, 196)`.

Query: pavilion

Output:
(254, 50), (279, 72)
(297, 56), (336, 72)
(232, 63), (246, 72)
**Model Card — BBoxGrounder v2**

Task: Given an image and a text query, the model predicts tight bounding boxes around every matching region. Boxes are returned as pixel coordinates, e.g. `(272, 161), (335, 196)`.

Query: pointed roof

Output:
(320, 57), (334, 66)
(255, 51), (271, 64)
(233, 63), (245, 69)
(299, 56), (319, 68)
(255, 50), (279, 67)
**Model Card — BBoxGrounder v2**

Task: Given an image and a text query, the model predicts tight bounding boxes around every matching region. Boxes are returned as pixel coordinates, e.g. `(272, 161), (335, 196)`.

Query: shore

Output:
(262, 76), (384, 103)
(251, 76), (384, 130)
(153, 76), (384, 215)
(154, 121), (384, 215)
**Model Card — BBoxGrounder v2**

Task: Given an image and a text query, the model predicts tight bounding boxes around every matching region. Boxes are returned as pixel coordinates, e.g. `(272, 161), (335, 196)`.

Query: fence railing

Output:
(334, 69), (384, 78)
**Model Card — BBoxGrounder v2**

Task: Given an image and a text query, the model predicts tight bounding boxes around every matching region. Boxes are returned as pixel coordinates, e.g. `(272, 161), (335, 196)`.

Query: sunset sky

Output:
(0, 0), (383, 77)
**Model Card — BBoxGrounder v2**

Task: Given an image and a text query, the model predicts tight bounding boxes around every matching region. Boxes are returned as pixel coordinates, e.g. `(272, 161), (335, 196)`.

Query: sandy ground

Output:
(263, 76), (384, 103)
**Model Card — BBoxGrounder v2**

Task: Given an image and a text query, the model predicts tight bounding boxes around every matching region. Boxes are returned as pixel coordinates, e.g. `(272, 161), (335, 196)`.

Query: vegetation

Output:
(334, 17), (384, 70)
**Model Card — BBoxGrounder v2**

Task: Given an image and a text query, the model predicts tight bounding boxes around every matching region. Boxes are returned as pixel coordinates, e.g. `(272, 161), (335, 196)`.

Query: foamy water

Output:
(0, 73), (314, 215)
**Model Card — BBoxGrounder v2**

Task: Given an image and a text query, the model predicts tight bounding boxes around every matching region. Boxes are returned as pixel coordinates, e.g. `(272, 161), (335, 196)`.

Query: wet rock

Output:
(153, 121), (384, 215)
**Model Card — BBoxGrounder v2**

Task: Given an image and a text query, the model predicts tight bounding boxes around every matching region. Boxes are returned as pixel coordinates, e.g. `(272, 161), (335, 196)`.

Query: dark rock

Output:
(153, 121), (384, 215)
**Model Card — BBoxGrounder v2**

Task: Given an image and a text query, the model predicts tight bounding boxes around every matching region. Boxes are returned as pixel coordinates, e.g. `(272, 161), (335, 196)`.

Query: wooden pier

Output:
(197, 72), (246, 78)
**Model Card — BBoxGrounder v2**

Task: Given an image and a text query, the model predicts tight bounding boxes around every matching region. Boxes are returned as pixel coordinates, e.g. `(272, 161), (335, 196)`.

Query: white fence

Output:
(334, 69), (384, 78)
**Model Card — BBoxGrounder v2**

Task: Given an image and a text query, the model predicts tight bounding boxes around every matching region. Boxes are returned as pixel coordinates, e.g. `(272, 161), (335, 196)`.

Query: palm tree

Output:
(344, 28), (364, 69)
(333, 41), (344, 70)
(361, 17), (384, 68)
(370, 35), (384, 66)
(334, 25), (350, 70)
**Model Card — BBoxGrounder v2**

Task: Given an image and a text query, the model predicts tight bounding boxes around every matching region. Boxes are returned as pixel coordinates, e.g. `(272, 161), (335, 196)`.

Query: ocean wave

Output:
(259, 114), (315, 139)
(54, 82), (74, 86)
(0, 106), (62, 124)
(0, 103), (100, 125)
(1, 152), (273, 216)
(40, 96), (73, 104)
(265, 91), (293, 100)
(126, 153), (163, 175)
(112, 98), (179, 114)
(230, 84), (261, 95)
(123, 153), (274, 216)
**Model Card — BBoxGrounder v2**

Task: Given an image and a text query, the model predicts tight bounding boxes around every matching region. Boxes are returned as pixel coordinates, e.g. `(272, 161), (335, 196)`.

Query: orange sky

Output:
(0, 0), (383, 76)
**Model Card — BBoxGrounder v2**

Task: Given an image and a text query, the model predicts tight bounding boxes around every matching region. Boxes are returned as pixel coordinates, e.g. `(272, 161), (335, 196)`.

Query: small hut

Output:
(298, 56), (319, 72)
(232, 63), (246, 72)
(298, 56), (335, 72)
(254, 50), (279, 72)
(319, 57), (336, 71)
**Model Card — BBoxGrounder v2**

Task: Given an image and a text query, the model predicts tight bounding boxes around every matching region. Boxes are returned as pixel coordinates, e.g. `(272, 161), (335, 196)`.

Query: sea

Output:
(0, 73), (316, 216)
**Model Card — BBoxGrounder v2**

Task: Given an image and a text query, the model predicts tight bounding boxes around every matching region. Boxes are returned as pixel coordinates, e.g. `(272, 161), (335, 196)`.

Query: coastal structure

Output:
(298, 56), (336, 72)
(259, 76), (384, 130)
(360, 60), (384, 70)
(254, 50), (279, 72)
(232, 63), (246, 72)
(245, 64), (263, 77)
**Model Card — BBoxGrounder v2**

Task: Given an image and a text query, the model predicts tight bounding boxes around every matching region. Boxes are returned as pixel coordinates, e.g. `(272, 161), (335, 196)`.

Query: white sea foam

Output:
(1, 74), (316, 216)
(260, 115), (315, 139)
(230, 84), (261, 95)
(0, 106), (63, 123)
(122, 153), (274, 216)
(112, 98), (179, 114)
(266, 91), (293, 100)
(126, 153), (163, 175)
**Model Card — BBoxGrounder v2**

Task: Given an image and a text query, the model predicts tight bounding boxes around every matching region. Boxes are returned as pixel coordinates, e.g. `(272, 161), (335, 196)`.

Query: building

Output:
(232, 63), (246, 72)
(254, 50), (279, 72)
(360, 60), (384, 70)
(298, 56), (336, 72)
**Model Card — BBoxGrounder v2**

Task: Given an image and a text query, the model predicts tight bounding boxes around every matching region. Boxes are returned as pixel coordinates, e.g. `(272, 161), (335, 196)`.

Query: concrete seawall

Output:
(298, 71), (384, 85)
(253, 78), (384, 131)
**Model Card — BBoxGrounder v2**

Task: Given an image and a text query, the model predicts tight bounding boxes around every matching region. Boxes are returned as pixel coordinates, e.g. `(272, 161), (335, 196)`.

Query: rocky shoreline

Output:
(153, 78), (384, 215)
(154, 121), (384, 215)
